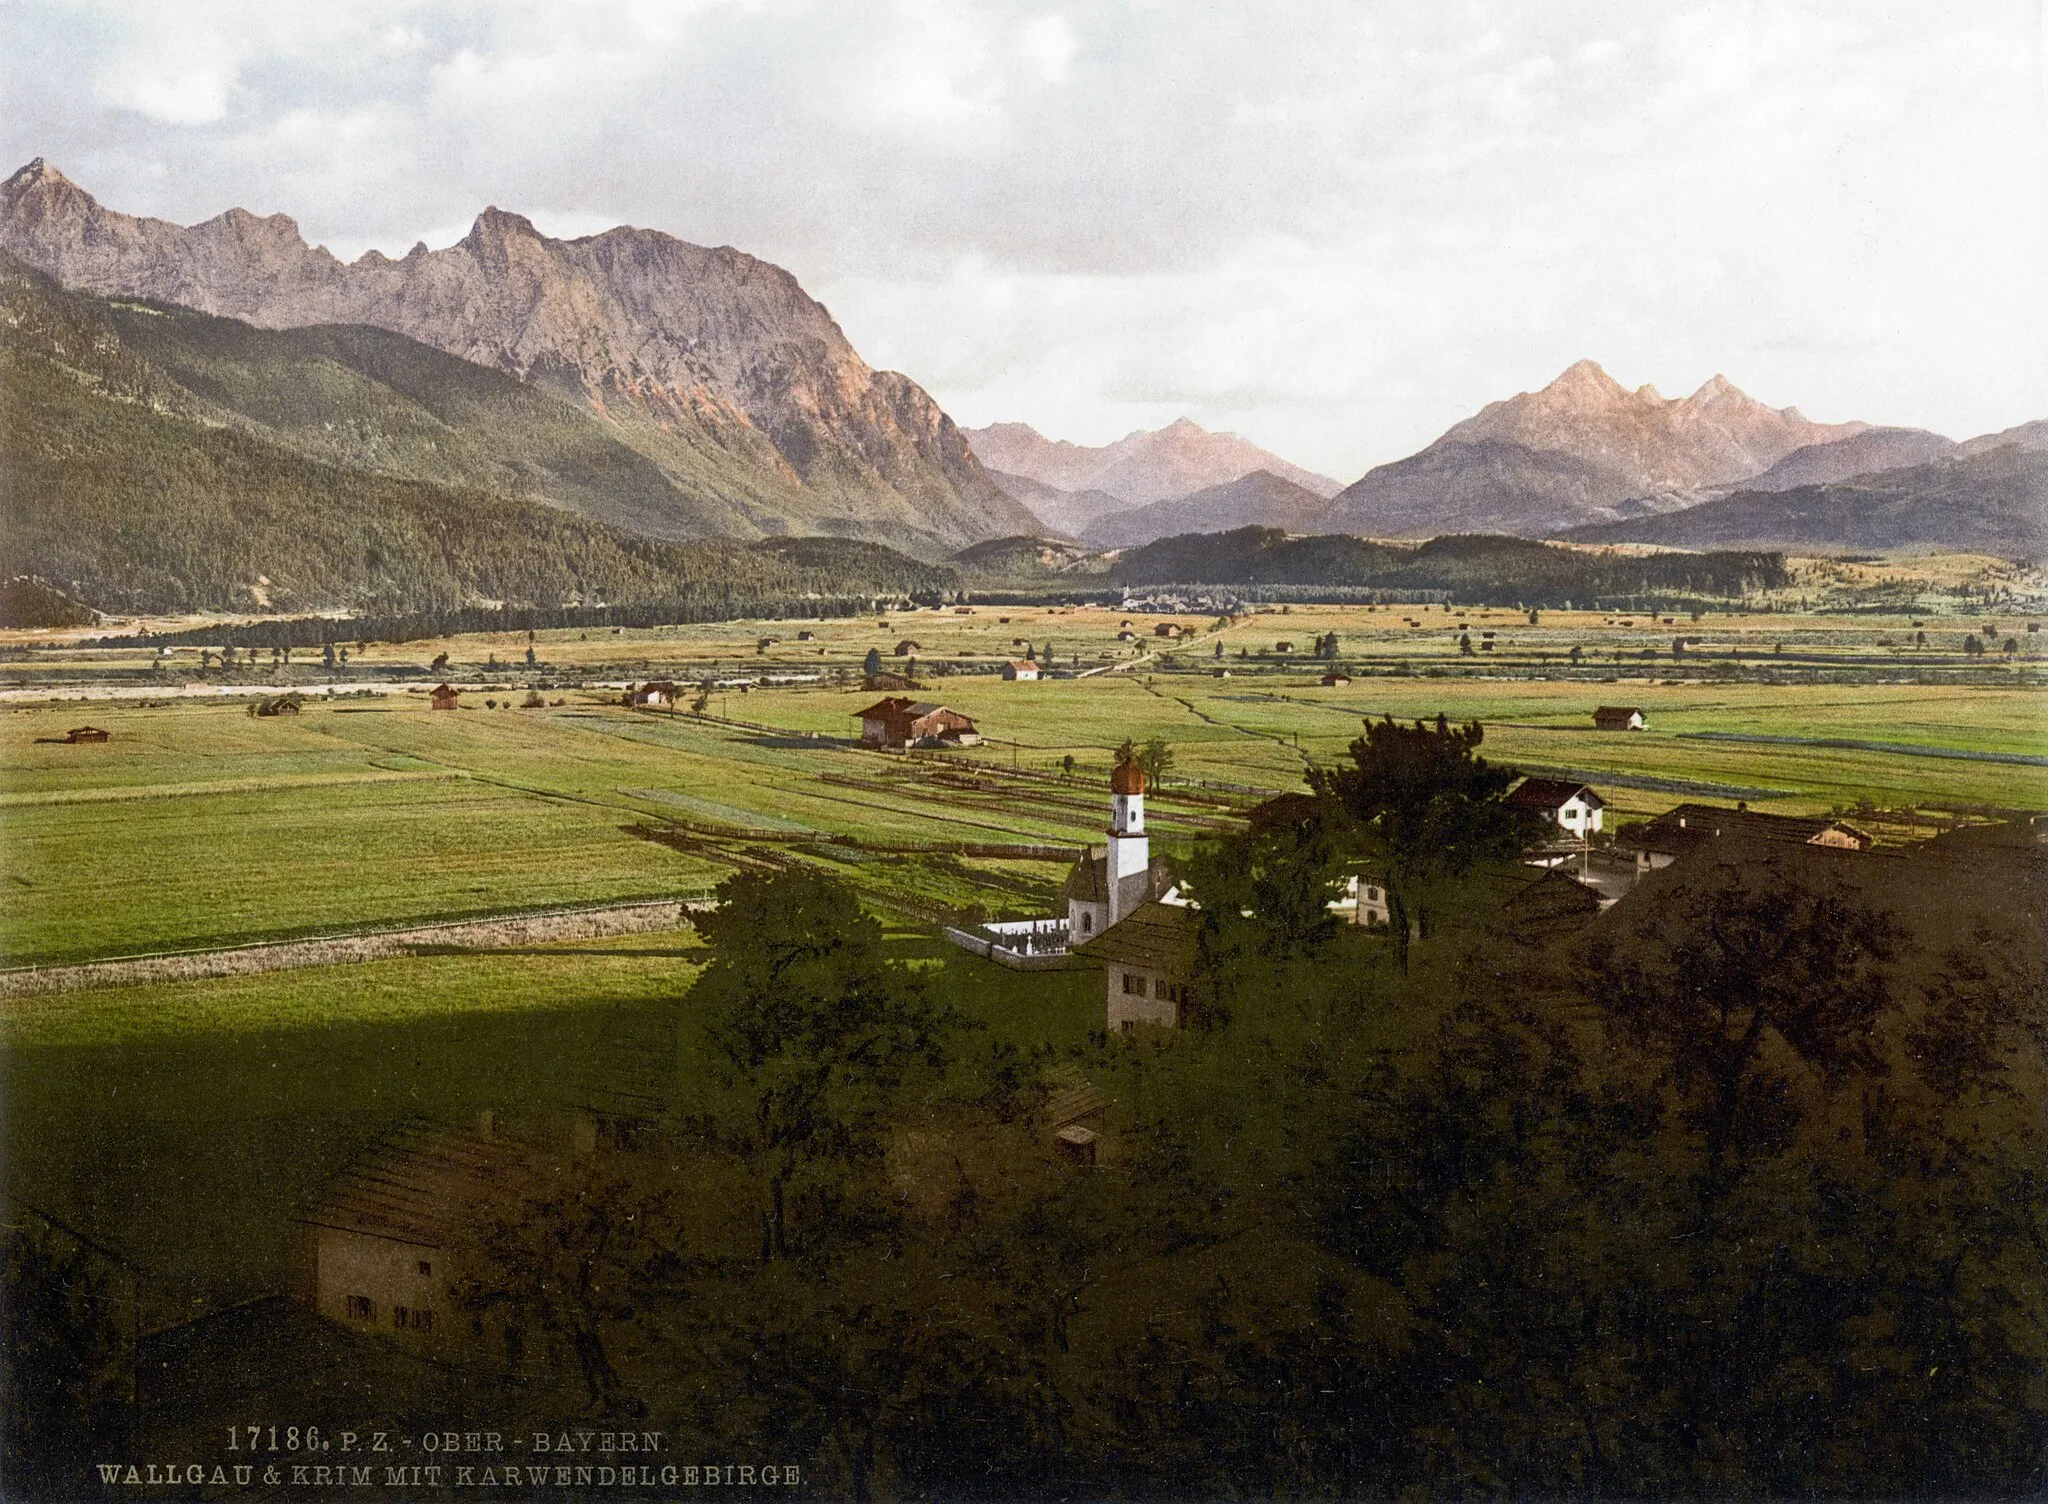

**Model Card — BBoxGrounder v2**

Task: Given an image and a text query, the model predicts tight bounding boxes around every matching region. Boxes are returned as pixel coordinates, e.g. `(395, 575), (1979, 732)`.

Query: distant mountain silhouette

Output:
(1080, 470), (1332, 549)
(980, 469), (1126, 538)
(1737, 427), (1955, 491)
(965, 417), (1340, 508)
(1563, 443), (2047, 558)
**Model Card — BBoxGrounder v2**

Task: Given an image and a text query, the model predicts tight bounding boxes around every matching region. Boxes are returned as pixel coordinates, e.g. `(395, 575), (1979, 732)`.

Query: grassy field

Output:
(0, 925), (1098, 1322)
(3, 606), (2043, 966)
(1, 599), (2040, 1334)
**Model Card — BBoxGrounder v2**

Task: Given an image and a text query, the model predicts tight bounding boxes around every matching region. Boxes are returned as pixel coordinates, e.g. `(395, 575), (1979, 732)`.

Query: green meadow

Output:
(1, 601), (2040, 1329)
(0, 926), (1098, 1320)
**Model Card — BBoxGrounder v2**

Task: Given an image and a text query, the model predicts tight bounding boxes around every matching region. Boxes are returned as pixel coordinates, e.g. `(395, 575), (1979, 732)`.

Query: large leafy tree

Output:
(691, 868), (960, 1260)
(1309, 714), (1533, 970)
(1589, 864), (1894, 1206)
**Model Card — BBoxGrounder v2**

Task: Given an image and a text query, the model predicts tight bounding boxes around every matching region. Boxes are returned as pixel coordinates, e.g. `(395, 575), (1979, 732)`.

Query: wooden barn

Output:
(1593, 705), (1647, 731)
(629, 680), (678, 709)
(429, 684), (460, 711)
(62, 725), (110, 743)
(1002, 660), (1042, 681)
(854, 697), (980, 749)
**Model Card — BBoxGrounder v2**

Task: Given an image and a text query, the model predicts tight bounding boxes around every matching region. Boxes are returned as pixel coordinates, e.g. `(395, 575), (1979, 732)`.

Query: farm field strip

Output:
(1677, 731), (2048, 766)
(0, 766), (463, 807)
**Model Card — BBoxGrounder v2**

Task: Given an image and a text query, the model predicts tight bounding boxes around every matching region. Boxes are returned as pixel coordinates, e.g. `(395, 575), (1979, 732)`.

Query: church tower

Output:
(1106, 757), (1149, 927)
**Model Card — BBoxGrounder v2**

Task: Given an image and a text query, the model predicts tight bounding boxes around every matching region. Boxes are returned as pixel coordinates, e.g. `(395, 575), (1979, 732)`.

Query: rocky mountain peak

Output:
(1547, 358), (1628, 400)
(464, 206), (544, 246)
(0, 159), (1036, 550)
(1689, 372), (1741, 405)
(1328, 360), (1871, 539)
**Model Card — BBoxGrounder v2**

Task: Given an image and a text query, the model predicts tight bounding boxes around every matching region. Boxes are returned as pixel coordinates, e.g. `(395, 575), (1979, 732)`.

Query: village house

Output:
(1593, 705), (1647, 731)
(1627, 803), (1873, 872)
(63, 725), (110, 743)
(629, 680), (678, 709)
(893, 640), (923, 655)
(1075, 900), (1201, 1031)
(1002, 659), (1042, 681)
(1337, 872), (1392, 926)
(251, 694), (303, 718)
(1321, 672), (1351, 687)
(429, 684), (460, 711)
(300, 1118), (529, 1356)
(1507, 777), (1605, 839)
(854, 697), (981, 750)
(1153, 622), (1181, 638)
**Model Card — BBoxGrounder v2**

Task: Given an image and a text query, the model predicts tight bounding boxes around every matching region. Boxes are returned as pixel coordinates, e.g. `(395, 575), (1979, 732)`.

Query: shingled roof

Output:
(1637, 803), (1872, 853)
(1072, 899), (1199, 971)
(299, 1122), (530, 1249)
(1063, 849), (1177, 904)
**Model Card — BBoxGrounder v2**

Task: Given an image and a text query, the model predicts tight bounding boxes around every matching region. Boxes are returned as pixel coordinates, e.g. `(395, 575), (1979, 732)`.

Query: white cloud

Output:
(7, 0), (2043, 476)
(1018, 14), (1076, 83)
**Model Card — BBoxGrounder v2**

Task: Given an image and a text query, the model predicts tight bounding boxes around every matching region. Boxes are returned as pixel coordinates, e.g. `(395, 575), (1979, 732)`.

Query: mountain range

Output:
(0, 158), (1034, 553)
(1323, 360), (1867, 536)
(966, 417), (1341, 531)
(0, 252), (951, 614)
(1078, 470), (1333, 549)
(1565, 443), (2048, 557)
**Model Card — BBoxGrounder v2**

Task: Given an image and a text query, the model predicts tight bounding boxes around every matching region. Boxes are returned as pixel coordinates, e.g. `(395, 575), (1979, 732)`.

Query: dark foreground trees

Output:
(450, 857), (2045, 1498)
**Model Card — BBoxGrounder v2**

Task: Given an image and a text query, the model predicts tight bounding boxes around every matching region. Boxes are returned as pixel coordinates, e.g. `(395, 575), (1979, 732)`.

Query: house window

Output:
(1081, 913), (1092, 934)
(1122, 972), (1145, 996)
(417, 1260), (433, 1277)
(393, 1305), (434, 1332)
(346, 1295), (373, 1321)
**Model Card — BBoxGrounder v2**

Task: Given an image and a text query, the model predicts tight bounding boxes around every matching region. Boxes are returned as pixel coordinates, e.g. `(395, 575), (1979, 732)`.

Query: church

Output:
(1065, 758), (1201, 1032)
(1063, 758), (1179, 944)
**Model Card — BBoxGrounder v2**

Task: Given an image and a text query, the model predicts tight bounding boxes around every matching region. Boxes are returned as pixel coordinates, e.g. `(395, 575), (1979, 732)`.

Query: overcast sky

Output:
(4, 0), (2044, 479)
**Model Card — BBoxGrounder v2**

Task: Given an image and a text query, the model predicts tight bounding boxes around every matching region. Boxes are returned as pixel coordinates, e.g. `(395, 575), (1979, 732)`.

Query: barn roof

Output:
(1072, 899), (1199, 971)
(1508, 777), (1602, 811)
(855, 696), (917, 718)
(1041, 1067), (1110, 1131)
(1637, 803), (1868, 852)
(299, 1121), (530, 1249)
(1593, 705), (1643, 718)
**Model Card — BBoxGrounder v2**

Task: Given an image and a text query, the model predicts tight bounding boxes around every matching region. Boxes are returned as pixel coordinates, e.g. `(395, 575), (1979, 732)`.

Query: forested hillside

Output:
(1113, 527), (1788, 604)
(0, 255), (950, 615)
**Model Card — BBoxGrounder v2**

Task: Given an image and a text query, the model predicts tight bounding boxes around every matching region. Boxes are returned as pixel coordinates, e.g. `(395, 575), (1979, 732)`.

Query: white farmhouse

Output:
(1507, 777), (1605, 839)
